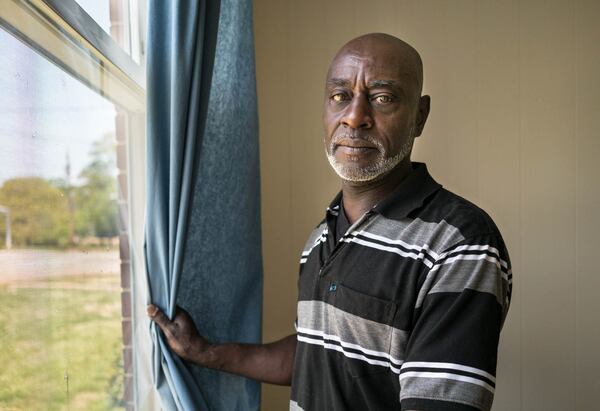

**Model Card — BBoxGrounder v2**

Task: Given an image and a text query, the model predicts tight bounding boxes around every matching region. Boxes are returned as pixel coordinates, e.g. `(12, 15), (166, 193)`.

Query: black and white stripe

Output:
(400, 361), (496, 393)
(341, 229), (439, 268)
(415, 243), (512, 310)
(297, 327), (403, 373)
(432, 244), (511, 280)
(300, 228), (328, 264)
(297, 300), (407, 373)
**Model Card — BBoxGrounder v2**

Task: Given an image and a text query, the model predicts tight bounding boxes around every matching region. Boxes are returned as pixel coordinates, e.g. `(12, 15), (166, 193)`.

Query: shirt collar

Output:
(373, 162), (441, 219)
(325, 162), (442, 221)
(326, 191), (343, 217)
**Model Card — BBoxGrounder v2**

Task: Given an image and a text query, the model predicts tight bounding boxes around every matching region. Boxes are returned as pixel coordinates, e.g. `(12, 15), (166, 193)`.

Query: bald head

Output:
(328, 33), (424, 95)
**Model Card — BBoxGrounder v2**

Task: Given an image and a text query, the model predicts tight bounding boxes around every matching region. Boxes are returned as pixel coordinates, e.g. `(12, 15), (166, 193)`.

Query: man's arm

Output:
(147, 305), (296, 386)
(398, 233), (511, 411)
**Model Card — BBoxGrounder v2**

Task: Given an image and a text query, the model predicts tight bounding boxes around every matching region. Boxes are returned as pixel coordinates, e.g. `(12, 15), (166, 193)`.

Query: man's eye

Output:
(373, 95), (393, 104)
(331, 94), (347, 102)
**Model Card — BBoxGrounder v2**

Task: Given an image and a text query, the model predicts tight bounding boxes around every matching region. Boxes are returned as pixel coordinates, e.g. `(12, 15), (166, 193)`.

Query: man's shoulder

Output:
(300, 219), (327, 252)
(419, 187), (503, 242)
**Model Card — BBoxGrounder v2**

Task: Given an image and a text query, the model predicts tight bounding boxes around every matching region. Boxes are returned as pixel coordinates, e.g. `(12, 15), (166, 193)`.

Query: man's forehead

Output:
(325, 34), (424, 92)
(327, 52), (414, 84)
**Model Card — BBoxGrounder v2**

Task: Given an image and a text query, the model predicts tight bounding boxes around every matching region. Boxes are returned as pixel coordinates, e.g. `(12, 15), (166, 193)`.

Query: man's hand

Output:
(147, 304), (297, 385)
(147, 304), (210, 364)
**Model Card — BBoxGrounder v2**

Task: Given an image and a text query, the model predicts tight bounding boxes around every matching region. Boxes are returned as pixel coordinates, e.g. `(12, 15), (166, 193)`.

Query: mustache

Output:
(330, 132), (381, 149)
(329, 130), (383, 153)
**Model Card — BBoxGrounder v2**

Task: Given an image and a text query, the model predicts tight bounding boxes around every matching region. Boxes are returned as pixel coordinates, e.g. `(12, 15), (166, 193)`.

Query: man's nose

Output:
(341, 95), (373, 129)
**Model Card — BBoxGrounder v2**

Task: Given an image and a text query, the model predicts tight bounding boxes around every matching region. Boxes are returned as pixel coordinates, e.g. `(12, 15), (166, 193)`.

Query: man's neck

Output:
(341, 160), (413, 224)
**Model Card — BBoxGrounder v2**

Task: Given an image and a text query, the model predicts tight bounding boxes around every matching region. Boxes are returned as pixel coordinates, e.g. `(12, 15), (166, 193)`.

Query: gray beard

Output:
(326, 131), (414, 183)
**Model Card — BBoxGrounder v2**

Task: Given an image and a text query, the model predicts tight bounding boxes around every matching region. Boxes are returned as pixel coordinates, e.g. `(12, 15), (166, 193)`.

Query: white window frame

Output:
(0, 0), (154, 409)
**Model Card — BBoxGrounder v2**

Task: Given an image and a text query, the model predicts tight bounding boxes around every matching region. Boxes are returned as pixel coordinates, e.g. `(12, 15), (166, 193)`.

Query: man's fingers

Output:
(147, 304), (171, 330)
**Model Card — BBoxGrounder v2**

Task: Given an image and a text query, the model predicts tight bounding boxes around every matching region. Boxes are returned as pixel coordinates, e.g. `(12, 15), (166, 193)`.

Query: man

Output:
(148, 33), (512, 411)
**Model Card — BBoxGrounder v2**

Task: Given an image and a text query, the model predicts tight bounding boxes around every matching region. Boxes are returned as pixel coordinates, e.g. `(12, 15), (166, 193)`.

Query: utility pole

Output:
(0, 205), (11, 249)
(65, 151), (76, 246)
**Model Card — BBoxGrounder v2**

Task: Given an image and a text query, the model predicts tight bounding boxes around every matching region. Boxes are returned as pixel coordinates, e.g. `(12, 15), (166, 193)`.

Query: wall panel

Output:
(519, 1), (577, 410)
(474, 1), (522, 410)
(254, 1), (600, 409)
(574, 1), (600, 409)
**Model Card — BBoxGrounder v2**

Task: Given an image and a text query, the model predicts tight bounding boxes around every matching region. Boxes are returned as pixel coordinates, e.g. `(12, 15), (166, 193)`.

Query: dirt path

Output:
(0, 248), (120, 284)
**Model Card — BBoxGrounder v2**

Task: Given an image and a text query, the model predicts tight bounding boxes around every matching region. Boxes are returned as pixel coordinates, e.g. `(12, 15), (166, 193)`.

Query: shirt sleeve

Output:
(399, 233), (512, 411)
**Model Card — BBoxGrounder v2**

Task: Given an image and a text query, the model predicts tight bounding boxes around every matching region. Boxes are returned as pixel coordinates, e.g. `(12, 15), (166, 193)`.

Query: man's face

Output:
(323, 45), (423, 183)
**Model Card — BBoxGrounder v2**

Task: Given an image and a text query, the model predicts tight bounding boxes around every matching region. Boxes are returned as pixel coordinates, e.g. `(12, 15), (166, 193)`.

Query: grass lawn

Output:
(0, 274), (125, 411)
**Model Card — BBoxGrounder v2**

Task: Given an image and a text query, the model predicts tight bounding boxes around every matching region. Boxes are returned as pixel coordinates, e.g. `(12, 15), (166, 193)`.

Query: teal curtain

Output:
(145, 0), (262, 409)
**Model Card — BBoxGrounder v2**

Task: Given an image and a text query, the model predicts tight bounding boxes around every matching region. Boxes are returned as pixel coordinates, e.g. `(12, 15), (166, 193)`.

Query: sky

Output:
(0, 1), (117, 186)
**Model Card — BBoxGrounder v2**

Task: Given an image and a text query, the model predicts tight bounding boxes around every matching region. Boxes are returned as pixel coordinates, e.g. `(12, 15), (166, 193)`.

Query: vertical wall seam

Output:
(287, 0), (293, 309)
(475, 0), (481, 203)
(517, 1), (523, 409)
(573, 0), (579, 408)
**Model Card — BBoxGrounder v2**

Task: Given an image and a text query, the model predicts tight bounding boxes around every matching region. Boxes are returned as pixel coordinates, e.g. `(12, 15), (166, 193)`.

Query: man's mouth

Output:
(333, 139), (378, 155)
(336, 146), (376, 154)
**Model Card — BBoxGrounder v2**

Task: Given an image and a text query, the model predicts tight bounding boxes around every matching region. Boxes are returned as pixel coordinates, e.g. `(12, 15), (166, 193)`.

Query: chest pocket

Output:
(330, 284), (400, 378)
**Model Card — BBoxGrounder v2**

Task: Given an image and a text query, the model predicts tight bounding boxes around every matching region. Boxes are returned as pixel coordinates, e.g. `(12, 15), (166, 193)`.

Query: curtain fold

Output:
(177, 0), (262, 408)
(145, 0), (219, 407)
(145, 0), (263, 409)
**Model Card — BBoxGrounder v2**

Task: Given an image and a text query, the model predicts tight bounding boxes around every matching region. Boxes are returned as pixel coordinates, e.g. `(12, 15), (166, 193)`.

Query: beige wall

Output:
(254, 1), (600, 410)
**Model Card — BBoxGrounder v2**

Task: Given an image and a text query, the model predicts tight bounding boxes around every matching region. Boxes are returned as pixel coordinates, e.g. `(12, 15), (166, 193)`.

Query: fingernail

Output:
(147, 305), (157, 316)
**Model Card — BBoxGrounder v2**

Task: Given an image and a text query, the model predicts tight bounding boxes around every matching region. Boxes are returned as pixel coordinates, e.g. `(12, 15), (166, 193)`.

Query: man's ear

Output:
(414, 95), (431, 137)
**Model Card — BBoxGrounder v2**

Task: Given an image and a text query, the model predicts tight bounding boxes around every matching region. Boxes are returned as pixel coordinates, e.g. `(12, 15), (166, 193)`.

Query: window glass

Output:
(73, 0), (112, 33)
(0, 27), (127, 411)
(73, 0), (145, 64)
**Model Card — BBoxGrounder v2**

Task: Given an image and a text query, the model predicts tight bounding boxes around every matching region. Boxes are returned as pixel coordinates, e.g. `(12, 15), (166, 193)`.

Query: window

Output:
(72, 0), (146, 64)
(0, 1), (148, 409)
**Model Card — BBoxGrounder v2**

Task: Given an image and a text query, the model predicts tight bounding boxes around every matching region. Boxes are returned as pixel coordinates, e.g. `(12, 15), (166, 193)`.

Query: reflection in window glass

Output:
(0, 28), (126, 411)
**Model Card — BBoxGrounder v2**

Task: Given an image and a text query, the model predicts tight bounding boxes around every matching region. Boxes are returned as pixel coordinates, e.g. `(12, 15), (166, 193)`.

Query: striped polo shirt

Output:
(290, 163), (512, 411)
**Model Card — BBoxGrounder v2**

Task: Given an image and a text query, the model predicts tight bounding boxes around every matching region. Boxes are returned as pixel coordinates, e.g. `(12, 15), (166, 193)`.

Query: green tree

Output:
(0, 177), (70, 247)
(75, 133), (119, 239)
